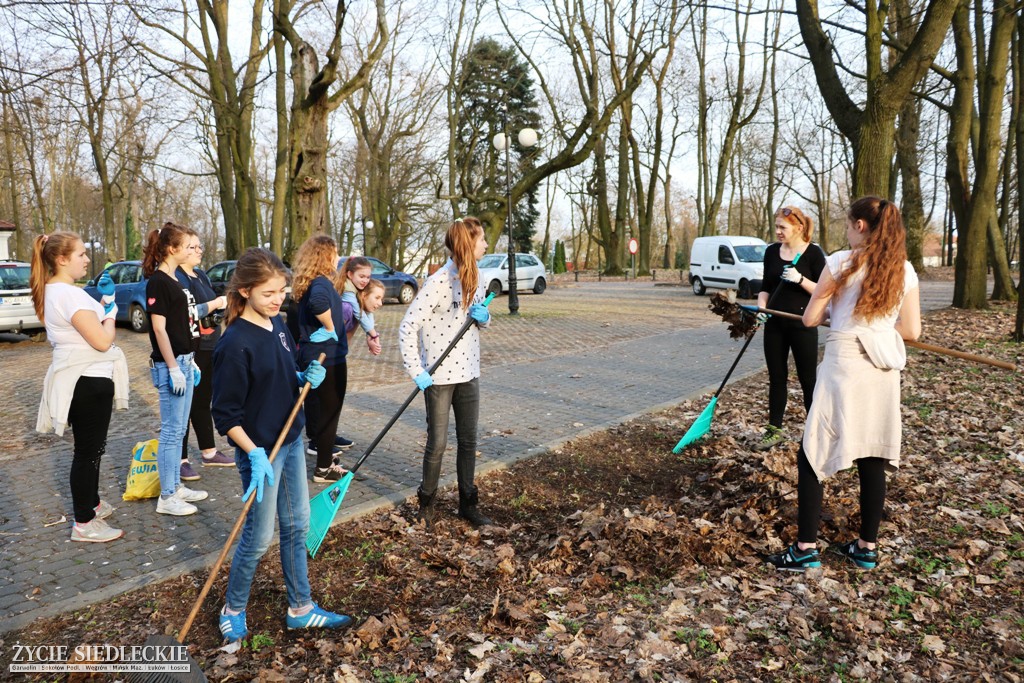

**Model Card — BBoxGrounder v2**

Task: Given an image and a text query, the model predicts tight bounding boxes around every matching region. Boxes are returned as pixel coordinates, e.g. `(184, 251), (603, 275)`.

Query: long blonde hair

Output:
(291, 235), (337, 301)
(446, 217), (481, 310)
(30, 232), (83, 322)
(829, 196), (908, 321)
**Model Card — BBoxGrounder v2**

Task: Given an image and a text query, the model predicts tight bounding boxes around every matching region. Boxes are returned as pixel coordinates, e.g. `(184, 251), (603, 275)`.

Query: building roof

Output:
(0, 219), (15, 230)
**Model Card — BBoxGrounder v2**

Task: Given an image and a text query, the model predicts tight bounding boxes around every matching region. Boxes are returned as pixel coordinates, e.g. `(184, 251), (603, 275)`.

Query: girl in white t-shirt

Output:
(30, 231), (126, 543)
(767, 197), (922, 572)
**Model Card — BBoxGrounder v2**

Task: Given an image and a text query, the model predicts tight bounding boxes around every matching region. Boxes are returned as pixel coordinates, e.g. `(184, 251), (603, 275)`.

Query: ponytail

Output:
(29, 231), (82, 322)
(142, 221), (189, 277)
(831, 196), (907, 320)
(445, 217), (482, 310)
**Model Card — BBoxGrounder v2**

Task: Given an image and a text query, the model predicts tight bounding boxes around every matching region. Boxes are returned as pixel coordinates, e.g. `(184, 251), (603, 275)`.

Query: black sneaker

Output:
(307, 441), (342, 457)
(334, 435), (354, 450)
(767, 544), (822, 571)
(832, 539), (879, 569)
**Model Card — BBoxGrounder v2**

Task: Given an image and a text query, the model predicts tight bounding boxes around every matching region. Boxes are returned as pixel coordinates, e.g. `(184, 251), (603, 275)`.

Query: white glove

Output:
(168, 366), (187, 395)
(101, 303), (118, 322)
(781, 266), (803, 284)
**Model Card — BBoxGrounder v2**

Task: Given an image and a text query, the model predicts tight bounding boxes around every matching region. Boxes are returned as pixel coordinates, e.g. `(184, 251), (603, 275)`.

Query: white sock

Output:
(288, 604), (313, 618)
(222, 605), (242, 616)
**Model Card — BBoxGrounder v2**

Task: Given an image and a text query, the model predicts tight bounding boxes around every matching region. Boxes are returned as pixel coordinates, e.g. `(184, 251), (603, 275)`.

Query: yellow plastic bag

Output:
(123, 439), (161, 501)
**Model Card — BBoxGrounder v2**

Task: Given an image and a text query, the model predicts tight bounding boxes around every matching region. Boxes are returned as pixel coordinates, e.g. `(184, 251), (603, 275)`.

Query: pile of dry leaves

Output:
(2, 304), (1022, 682)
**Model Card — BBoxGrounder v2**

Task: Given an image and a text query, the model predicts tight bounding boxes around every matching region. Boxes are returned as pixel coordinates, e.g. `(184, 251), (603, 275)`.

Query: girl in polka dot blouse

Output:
(399, 217), (493, 530)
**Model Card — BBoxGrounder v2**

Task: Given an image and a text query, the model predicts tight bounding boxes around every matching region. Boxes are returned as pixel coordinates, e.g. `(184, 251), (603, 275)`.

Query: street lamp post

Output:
(492, 119), (537, 315)
(89, 241), (101, 280)
(359, 217), (374, 256)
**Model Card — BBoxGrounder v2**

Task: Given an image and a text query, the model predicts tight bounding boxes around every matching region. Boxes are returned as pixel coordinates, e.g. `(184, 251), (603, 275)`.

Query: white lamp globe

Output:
(365, 220), (374, 230)
(492, 132), (508, 151)
(518, 128), (538, 148)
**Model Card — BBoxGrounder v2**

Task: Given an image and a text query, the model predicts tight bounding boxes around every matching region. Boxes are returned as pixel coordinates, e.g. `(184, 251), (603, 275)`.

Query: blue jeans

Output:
(150, 354), (195, 497)
(224, 437), (312, 611)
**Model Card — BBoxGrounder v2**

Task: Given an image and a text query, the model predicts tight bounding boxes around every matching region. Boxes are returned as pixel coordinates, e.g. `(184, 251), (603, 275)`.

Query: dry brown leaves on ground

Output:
(1, 304), (1022, 682)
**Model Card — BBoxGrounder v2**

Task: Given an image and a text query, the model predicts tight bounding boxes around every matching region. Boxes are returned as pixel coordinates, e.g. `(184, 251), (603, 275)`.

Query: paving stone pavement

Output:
(0, 279), (956, 633)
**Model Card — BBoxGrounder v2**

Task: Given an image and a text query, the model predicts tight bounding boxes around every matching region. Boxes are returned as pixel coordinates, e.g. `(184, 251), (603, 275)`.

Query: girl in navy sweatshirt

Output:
(211, 247), (351, 644)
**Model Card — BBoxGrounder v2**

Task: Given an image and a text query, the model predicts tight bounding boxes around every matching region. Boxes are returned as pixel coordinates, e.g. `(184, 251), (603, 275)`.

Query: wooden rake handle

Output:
(747, 306), (1017, 372)
(177, 352), (327, 642)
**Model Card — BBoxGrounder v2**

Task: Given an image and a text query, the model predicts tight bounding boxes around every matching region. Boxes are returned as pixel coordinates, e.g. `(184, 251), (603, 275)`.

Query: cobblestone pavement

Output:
(0, 279), (956, 633)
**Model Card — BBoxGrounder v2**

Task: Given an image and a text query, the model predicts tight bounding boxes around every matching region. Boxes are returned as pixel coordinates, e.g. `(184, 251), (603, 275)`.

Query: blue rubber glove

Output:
(96, 272), (115, 297)
(242, 447), (275, 503)
(414, 370), (433, 391)
(309, 326), (339, 343)
(469, 303), (490, 324)
(168, 366), (187, 395)
(297, 359), (326, 389)
(192, 361), (202, 387)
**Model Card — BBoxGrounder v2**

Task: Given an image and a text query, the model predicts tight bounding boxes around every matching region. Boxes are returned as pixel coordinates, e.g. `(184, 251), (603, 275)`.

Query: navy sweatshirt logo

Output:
(279, 332), (290, 351)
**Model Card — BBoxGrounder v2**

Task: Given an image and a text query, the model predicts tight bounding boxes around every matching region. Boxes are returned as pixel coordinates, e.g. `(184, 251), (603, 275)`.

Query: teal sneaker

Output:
(767, 544), (822, 571)
(286, 603), (354, 631)
(832, 539), (879, 569)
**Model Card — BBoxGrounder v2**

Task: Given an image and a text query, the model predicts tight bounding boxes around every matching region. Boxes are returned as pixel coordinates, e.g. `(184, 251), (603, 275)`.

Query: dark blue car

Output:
(338, 256), (418, 304)
(83, 260), (150, 332)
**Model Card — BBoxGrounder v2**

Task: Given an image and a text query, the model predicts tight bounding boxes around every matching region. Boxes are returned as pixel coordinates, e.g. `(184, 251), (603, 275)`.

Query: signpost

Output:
(628, 238), (638, 280)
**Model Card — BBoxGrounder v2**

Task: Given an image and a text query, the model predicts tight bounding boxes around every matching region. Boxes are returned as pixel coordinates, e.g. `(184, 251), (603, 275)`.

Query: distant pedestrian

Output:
(399, 217), (493, 530)
(337, 256), (382, 356)
(31, 231), (128, 543)
(175, 228), (231, 481)
(211, 247), (349, 644)
(768, 197), (921, 572)
(291, 236), (353, 484)
(755, 206), (827, 450)
(142, 222), (208, 516)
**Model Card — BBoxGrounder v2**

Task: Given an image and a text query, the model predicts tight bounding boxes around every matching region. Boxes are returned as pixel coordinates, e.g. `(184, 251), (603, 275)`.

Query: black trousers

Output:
(420, 379), (479, 497)
(68, 376), (114, 523)
(182, 347), (216, 459)
(797, 446), (887, 544)
(311, 362), (347, 470)
(762, 317), (818, 428)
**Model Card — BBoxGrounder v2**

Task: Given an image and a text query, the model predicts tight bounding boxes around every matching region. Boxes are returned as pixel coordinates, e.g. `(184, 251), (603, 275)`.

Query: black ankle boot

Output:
(458, 486), (493, 527)
(417, 488), (437, 530)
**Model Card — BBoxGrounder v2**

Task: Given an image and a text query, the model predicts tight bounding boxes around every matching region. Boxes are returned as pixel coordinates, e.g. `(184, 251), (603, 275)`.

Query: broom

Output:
(672, 253), (803, 452)
(127, 352), (325, 683)
(305, 292), (497, 558)
(740, 305), (1018, 371)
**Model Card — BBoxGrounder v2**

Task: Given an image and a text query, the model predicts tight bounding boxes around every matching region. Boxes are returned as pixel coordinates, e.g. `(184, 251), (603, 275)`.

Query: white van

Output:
(688, 236), (767, 299)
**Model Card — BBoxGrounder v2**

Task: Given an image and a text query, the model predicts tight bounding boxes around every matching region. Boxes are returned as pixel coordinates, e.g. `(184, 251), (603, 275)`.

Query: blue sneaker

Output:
(334, 435), (354, 450)
(219, 608), (248, 643)
(286, 603), (354, 631)
(767, 544), (822, 571)
(832, 539), (879, 569)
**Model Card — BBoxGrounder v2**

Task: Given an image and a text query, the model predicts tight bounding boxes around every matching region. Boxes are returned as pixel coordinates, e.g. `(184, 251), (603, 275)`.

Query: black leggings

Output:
(68, 376), (114, 523)
(311, 362), (347, 470)
(182, 347), (215, 459)
(763, 318), (818, 428)
(797, 446), (887, 544)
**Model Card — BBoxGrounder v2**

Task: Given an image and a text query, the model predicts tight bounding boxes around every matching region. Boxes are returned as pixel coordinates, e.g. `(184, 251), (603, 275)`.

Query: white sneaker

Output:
(175, 485), (209, 503)
(71, 518), (124, 543)
(157, 494), (198, 516)
(94, 500), (115, 519)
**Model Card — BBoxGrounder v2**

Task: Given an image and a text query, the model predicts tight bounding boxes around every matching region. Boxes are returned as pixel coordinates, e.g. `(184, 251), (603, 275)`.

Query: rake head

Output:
(306, 473), (353, 558)
(672, 396), (718, 453)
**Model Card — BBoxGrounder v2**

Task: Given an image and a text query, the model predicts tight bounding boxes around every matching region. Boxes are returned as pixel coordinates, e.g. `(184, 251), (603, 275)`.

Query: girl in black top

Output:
(755, 206), (827, 451)
(143, 222), (208, 516)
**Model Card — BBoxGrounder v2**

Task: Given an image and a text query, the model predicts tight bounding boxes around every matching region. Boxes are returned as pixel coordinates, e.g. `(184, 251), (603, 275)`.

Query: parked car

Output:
(688, 236), (767, 299)
(83, 260), (150, 332)
(205, 259), (236, 297)
(477, 252), (547, 297)
(0, 261), (44, 335)
(338, 256), (418, 304)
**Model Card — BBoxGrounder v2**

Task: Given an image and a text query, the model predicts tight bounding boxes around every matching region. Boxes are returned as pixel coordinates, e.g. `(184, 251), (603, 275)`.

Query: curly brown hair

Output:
(291, 235), (338, 301)
(829, 196), (907, 321)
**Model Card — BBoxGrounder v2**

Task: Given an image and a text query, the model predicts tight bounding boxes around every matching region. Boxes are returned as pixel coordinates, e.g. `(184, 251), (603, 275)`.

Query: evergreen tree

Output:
(455, 38), (541, 251)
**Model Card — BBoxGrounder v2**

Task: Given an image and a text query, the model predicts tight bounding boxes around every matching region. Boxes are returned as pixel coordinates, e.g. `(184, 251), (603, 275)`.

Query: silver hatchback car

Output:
(0, 261), (44, 334)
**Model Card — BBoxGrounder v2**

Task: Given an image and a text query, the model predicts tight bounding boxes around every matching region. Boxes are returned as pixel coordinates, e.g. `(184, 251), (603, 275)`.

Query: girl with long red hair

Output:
(399, 217), (493, 530)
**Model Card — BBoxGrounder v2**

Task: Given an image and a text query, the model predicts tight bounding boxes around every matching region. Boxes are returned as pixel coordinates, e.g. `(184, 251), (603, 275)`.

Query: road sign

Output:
(628, 238), (638, 255)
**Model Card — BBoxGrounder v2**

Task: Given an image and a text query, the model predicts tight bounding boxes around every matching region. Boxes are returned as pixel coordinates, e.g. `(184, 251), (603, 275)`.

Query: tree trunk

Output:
(270, 18), (289, 256)
(1017, 13), (1024, 340)
(896, 97), (926, 272)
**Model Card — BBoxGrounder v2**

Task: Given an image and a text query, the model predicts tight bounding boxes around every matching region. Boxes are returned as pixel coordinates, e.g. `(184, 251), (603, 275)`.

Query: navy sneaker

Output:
(219, 608), (248, 643)
(334, 435), (354, 450)
(286, 603), (354, 631)
(767, 544), (822, 571)
(832, 539), (879, 569)
(306, 441), (342, 457)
